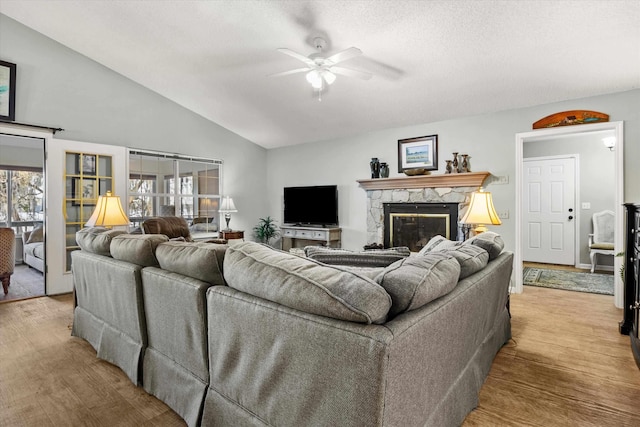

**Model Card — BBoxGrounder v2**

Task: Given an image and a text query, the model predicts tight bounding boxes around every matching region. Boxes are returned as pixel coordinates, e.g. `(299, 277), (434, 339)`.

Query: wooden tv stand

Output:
(281, 225), (341, 251)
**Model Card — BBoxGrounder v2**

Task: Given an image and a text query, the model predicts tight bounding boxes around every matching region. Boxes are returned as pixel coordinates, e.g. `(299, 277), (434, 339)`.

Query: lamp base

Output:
(472, 224), (488, 234)
(224, 214), (231, 231)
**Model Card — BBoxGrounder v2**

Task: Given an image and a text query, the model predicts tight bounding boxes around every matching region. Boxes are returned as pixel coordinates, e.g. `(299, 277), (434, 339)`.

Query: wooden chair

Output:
(588, 210), (615, 273)
(0, 228), (16, 294)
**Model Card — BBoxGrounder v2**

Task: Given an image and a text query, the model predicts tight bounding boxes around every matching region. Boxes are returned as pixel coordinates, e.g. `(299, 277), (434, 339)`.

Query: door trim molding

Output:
(515, 121), (624, 308)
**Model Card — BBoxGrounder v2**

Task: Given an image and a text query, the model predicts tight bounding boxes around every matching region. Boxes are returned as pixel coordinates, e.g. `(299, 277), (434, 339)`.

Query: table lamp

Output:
(460, 189), (501, 234)
(218, 196), (238, 231)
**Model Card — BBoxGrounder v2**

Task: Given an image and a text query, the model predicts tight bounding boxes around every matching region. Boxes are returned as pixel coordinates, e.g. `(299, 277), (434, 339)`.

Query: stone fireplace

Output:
(357, 172), (490, 251)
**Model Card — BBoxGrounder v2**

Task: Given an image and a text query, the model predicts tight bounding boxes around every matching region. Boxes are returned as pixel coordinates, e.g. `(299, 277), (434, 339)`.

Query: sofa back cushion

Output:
(304, 245), (411, 267)
(156, 241), (227, 285)
(466, 231), (504, 260)
(76, 227), (127, 256)
(110, 234), (169, 266)
(435, 244), (489, 279)
(376, 252), (460, 317)
(223, 241), (391, 324)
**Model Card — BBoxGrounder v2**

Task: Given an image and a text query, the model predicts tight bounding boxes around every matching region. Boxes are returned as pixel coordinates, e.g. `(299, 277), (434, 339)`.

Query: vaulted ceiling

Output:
(1, 1), (639, 149)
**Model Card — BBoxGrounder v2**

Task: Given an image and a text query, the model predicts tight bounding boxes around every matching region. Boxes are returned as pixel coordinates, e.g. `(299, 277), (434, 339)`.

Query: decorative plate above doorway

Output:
(532, 110), (609, 129)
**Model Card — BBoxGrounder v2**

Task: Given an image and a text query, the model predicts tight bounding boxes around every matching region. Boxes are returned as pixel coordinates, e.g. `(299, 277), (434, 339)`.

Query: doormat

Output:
(523, 267), (614, 295)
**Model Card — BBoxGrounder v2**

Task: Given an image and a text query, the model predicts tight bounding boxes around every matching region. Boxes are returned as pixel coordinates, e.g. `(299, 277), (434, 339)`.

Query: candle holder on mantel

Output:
(452, 152), (459, 173)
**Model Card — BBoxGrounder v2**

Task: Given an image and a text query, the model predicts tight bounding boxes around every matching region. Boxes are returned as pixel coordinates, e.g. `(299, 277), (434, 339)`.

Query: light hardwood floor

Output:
(1, 287), (638, 426)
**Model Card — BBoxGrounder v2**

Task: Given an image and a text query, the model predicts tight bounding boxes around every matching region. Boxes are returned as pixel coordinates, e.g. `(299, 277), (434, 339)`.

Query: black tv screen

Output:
(284, 185), (338, 226)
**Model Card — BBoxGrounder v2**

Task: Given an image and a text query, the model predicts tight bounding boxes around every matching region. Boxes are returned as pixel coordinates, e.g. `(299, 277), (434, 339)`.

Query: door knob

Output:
(568, 208), (573, 212)
(568, 215), (574, 220)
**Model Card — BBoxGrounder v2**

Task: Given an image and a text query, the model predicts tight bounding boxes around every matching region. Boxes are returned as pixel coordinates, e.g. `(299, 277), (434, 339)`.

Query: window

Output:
(0, 167), (44, 234)
(128, 150), (222, 229)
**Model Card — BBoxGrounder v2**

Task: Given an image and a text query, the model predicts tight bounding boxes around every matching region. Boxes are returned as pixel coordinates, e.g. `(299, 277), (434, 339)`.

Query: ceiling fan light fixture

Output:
(323, 70), (336, 85)
(306, 70), (323, 89)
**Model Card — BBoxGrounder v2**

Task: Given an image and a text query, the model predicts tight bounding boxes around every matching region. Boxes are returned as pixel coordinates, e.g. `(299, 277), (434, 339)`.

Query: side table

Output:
(220, 230), (244, 241)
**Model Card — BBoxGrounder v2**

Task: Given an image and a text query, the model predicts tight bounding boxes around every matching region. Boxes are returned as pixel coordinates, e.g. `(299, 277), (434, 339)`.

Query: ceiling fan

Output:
(270, 37), (372, 98)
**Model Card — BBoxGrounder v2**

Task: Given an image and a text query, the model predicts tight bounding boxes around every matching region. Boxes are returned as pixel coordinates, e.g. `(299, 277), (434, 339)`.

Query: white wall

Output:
(523, 132), (616, 266)
(267, 90), (639, 251)
(0, 14), (269, 233)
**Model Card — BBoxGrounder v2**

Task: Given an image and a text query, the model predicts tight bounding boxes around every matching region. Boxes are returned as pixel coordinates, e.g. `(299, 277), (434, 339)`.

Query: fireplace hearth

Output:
(383, 203), (458, 251)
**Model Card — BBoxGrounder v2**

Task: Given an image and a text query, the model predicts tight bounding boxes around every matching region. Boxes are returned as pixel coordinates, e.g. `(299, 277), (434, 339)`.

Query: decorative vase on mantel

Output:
(461, 154), (469, 173)
(370, 157), (380, 179)
(445, 160), (453, 174)
(452, 152), (459, 173)
(379, 162), (389, 178)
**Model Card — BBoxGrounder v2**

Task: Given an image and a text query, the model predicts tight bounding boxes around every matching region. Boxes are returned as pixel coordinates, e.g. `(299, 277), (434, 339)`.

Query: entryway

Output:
(514, 121), (624, 308)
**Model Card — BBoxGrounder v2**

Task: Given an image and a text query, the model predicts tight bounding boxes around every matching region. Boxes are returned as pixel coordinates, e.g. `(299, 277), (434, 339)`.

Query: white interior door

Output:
(46, 139), (126, 295)
(522, 156), (576, 265)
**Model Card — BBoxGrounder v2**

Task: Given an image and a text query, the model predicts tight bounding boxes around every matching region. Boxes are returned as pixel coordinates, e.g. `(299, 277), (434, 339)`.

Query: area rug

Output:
(0, 265), (45, 303)
(523, 267), (614, 295)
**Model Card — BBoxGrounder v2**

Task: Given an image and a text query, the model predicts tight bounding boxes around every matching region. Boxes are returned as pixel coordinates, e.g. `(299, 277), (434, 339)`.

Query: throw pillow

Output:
(304, 245), (411, 267)
(465, 231), (504, 260)
(26, 224), (44, 244)
(223, 242), (391, 324)
(375, 252), (461, 317)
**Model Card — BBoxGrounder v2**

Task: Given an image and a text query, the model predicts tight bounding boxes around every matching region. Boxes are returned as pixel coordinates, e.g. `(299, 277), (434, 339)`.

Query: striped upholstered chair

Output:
(0, 228), (16, 294)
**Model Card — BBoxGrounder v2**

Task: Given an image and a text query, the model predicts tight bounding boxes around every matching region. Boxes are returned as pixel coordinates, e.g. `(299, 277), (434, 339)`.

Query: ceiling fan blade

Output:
(268, 68), (310, 78)
(330, 66), (373, 80)
(325, 47), (362, 65)
(277, 48), (315, 66)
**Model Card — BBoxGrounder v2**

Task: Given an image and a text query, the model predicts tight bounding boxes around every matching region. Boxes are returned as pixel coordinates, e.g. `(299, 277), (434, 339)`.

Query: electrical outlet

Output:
(581, 202), (591, 209)
(498, 210), (509, 219)
(494, 175), (509, 185)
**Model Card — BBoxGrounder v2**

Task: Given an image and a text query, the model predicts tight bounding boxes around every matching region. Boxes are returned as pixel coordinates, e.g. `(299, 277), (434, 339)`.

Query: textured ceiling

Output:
(1, 1), (639, 149)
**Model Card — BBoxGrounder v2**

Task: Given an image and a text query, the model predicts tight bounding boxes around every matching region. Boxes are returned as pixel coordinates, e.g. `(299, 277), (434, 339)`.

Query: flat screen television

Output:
(283, 185), (338, 226)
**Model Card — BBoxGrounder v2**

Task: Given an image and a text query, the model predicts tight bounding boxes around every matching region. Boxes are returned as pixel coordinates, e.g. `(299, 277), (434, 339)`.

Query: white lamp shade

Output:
(85, 191), (129, 227)
(461, 190), (502, 226)
(218, 196), (237, 213)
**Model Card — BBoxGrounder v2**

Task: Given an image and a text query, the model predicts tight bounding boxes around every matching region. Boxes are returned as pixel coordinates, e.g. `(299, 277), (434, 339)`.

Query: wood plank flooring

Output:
(1, 287), (638, 426)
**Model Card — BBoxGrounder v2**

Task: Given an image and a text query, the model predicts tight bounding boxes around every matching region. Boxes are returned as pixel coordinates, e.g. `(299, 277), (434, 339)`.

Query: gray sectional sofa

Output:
(71, 228), (513, 427)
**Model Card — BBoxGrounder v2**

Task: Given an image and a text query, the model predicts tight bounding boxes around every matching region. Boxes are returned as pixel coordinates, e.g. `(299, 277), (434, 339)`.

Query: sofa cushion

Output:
(304, 245), (411, 267)
(223, 242), (391, 324)
(375, 252), (461, 317)
(156, 241), (227, 285)
(435, 244), (489, 279)
(75, 227), (127, 256)
(417, 235), (448, 255)
(26, 224), (44, 244)
(466, 231), (504, 260)
(110, 234), (169, 266)
(24, 242), (44, 259)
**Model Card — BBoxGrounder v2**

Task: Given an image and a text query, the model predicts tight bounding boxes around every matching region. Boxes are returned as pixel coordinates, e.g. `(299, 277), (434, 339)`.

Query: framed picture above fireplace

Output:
(398, 135), (438, 173)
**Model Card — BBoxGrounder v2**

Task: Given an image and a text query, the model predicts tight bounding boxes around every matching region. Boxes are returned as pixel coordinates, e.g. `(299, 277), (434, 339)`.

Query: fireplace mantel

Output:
(357, 171), (490, 190)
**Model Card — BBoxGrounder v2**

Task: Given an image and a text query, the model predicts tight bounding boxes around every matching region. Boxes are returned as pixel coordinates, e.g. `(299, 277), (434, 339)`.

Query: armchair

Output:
(0, 228), (16, 294)
(588, 210), (615, 273)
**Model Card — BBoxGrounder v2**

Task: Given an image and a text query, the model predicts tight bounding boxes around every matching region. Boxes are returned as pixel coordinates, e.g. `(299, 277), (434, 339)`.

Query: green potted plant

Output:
(253, 216), (280, 246)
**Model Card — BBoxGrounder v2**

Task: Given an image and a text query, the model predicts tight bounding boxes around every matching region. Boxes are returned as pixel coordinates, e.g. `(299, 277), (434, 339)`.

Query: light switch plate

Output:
(582, 202), (591, 209)
(494, 175), (509, 185)
(498, 210), (509, 219)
